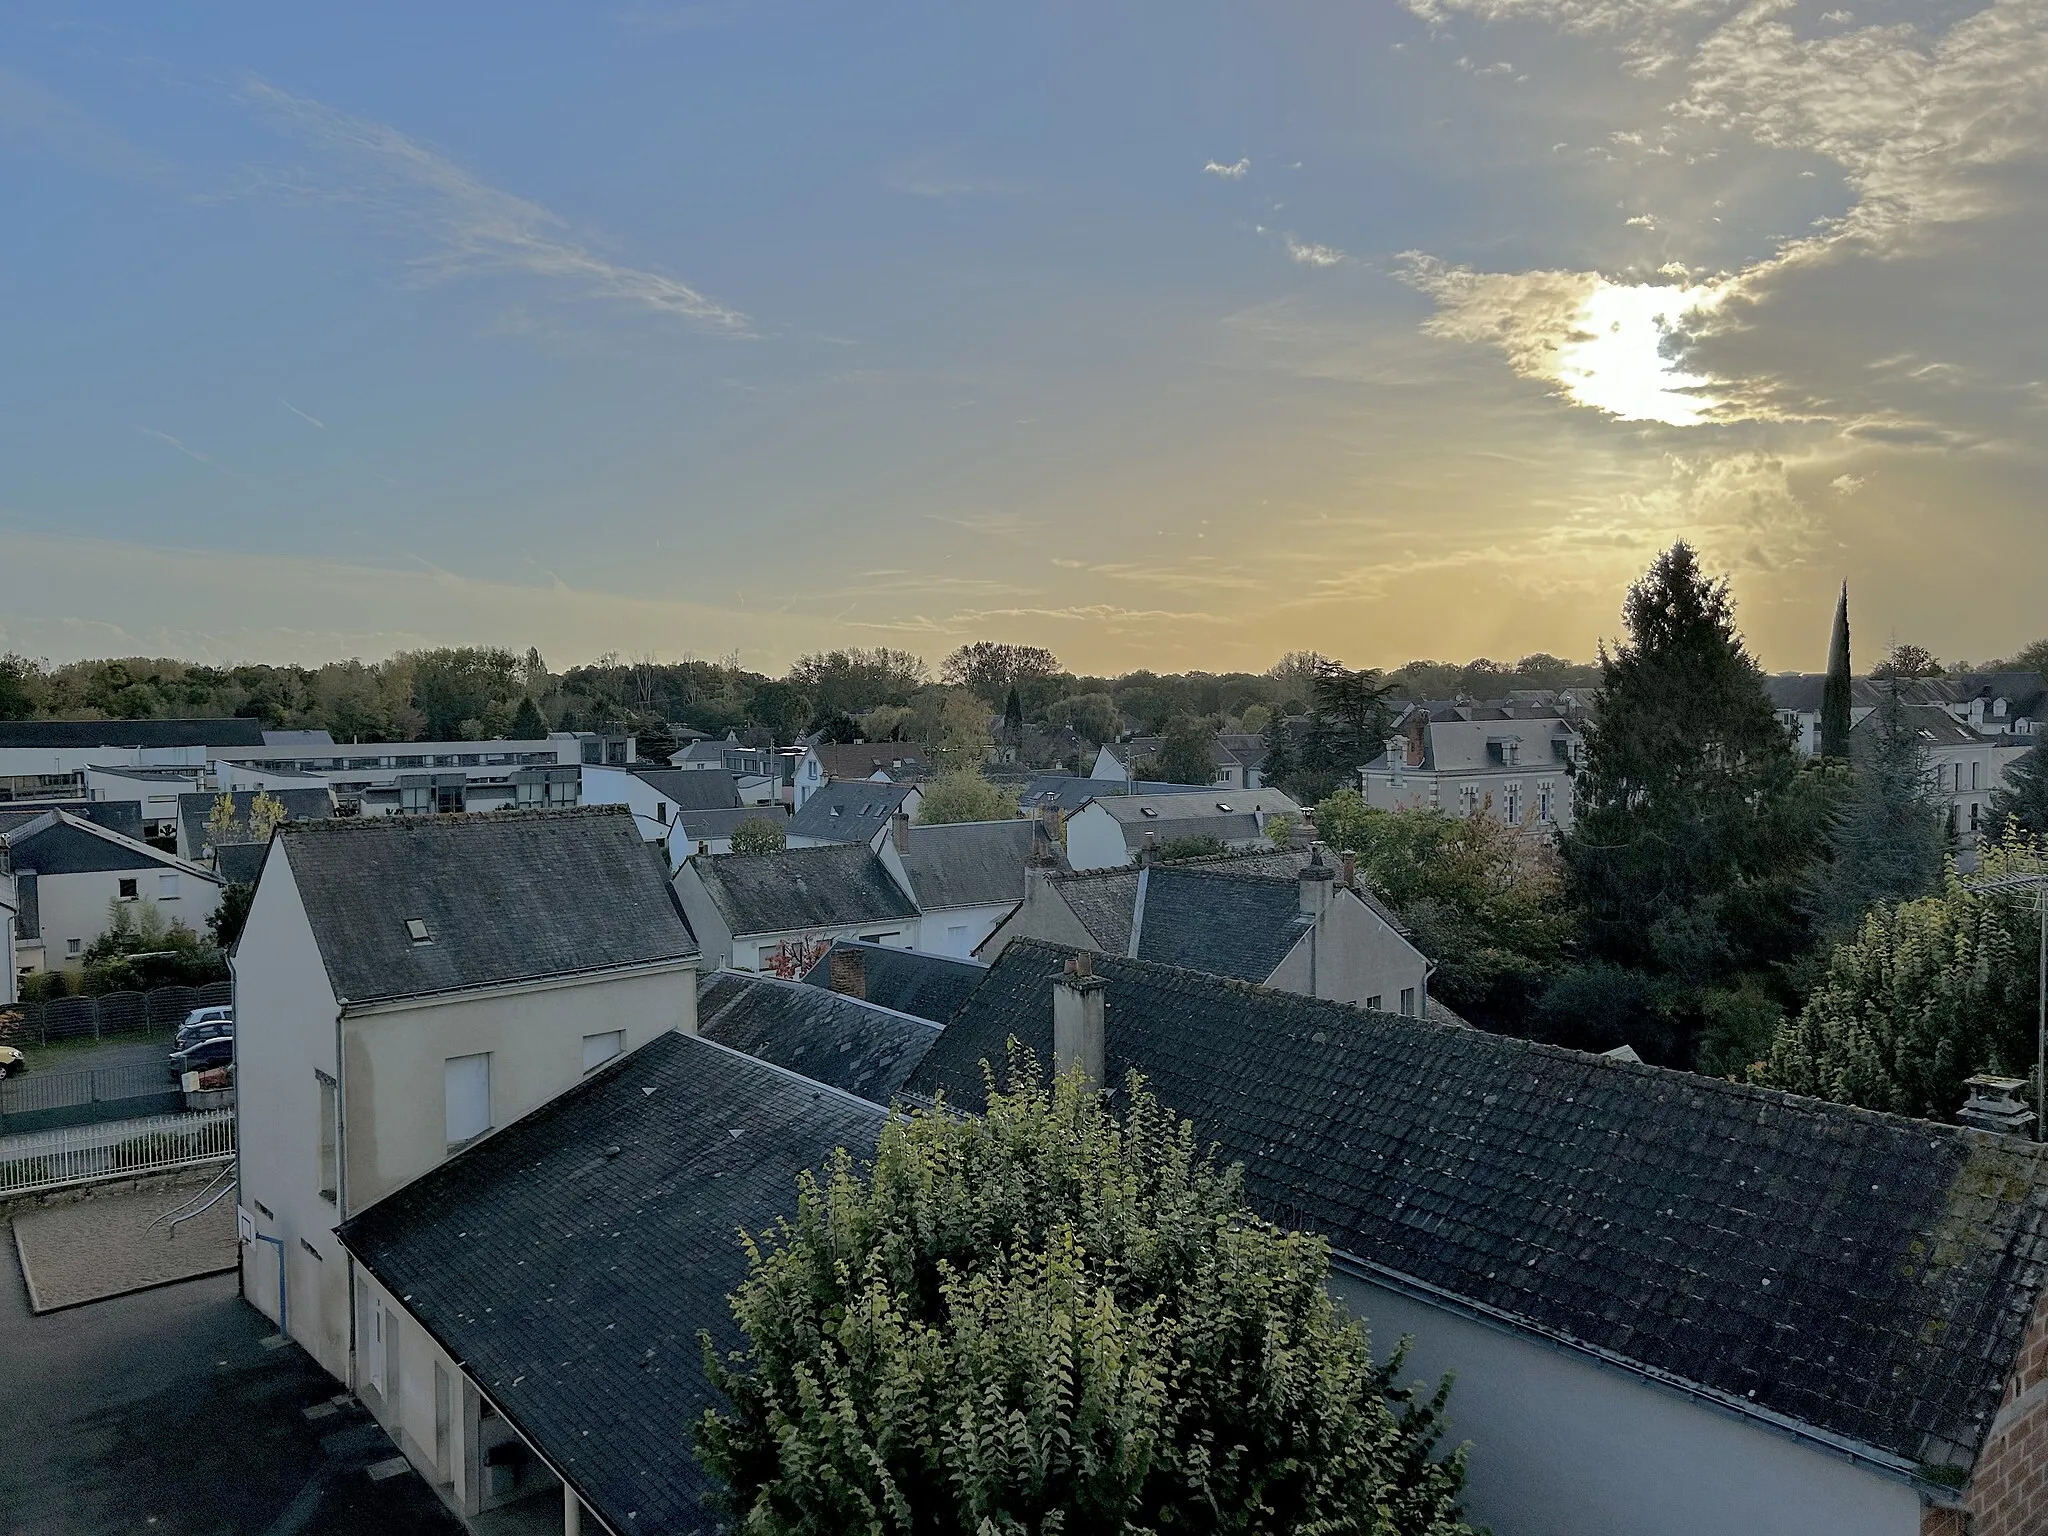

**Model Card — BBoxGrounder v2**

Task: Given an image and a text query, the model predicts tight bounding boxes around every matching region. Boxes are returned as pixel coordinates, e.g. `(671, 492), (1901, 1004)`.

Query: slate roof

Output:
(812, 742), (933, 783)
(277, 807), (698, 1008)
(212, 843), (269, 885)
(699, 969), (939, 1103)
(899, 818), (1038, 910)
(1017, 776), (1215, 815)
(1085, 792), (1300, 854)
(1131, 866), (1311, 979)
(674, 804), (789, 844)
(787, 780), (917, 844)
(905, 941), (2048, 1474)
(691, 842), (919, 939)
(339, 1032), (885, 1536)
(799, 939), (988, 1023)
(0, 800), (145, 843)
(628, 766), (744, 812)
(177, 788), (335, 858)
(2, 812), (214, 879)
(0, 717), (268, 750)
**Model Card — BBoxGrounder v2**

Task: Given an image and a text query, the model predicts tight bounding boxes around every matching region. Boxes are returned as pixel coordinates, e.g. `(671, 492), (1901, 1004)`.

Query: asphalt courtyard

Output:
(0, 1215), (462, 1536)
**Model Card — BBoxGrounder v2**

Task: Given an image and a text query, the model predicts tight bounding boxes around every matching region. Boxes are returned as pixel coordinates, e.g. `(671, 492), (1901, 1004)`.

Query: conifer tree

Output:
(1821, 580), (1852, 759)
(1807, 680), (1944, 938)
(511, 694), (548, 738)
(1990, 743), (2048, 841)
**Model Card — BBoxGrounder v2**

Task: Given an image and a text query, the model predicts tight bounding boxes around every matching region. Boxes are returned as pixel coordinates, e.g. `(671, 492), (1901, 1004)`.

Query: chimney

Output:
(891, 809), (912, 855)
(1339, 849), (1357, 890)
(1053, 952), (1107, 1090)
(1386, 736), (1406, 783)
(1959, 1075), (2037, 1137)
(828, 944), (867, 1000)
(1039, 801), (1063, 840)
(1139, 828), (1159, 867)
(1299, 842), (1334, 921)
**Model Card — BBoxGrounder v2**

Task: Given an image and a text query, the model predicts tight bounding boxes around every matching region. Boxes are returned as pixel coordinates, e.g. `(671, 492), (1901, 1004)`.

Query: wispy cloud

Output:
(1285, 235), (1346, 267)
(281, 398), (328, 431)
(0, 67), (174, 183)
(1203, 157), (1250, 179)
(239, 78), (749, 333)
(138, 427), (250, 483)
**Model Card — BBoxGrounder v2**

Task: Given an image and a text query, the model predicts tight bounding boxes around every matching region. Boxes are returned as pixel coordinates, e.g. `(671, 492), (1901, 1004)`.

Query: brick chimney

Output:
(1053, 952), (1107, 1090)
(1339, 849), (1357, 890)
(1299, 842), (1333, 921)
(827, 944), (867, 1001)
(1959, 1075), (2037, 1137)
(891, 809), (912, 855)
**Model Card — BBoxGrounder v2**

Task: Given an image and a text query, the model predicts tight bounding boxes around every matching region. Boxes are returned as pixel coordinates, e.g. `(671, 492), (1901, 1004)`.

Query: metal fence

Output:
(0, 1109), (235, 1200)
(0, 981), (231, 1046)
(1, 1062), (173, 1116)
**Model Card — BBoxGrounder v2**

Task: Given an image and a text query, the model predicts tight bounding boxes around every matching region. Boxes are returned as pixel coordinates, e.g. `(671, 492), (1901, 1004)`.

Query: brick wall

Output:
(1938, 1285), (2048, 1536)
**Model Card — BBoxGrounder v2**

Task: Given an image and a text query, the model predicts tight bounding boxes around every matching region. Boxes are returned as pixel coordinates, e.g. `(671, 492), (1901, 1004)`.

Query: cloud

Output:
(1286, 235), (1346, 267)
(239, 78), (748, 333)
(281, 398), (328, 431)
(0, 67), (174, 183)
(1203, 157), (1250, 179)
(138, 427), (250, 483)
(1830, 472), (1865, 494)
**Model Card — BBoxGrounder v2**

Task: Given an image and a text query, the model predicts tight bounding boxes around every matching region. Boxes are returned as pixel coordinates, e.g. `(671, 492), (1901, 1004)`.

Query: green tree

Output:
(1002, 683), (1024, 737)
(1156, 834), (1228, 861)
(1990, 746), (2048, 841)
(1156, 714), (1217, 787)
(729, 817), (787, 855)
(1759, 837), (2047, 1119)
(941, 641), (1063, 707)
(0, 654), (38, 720)
(1821, 581), (1853, 759)
(1873, 642), (1943, 680)
(511, 695), (548, 739)
(698, 1064), (1474, 1536)
(905, 687), (993, 773)
(915, 769), (1016, 825)
(790, 648), (929, 720)
(208, 882), (256, 951)
(406, 647), (525, 739)
(1806, 681), (1944, 939)
(1043, 691), (1119, 747)
(2009, 638), (2048, 677)
(1562, 544), (1819, 1050)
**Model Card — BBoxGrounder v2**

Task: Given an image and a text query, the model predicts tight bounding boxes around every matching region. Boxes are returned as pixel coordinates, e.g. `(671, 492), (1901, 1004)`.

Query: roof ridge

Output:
(278, 804), (633, 835)
(703, 968), (943, 1036)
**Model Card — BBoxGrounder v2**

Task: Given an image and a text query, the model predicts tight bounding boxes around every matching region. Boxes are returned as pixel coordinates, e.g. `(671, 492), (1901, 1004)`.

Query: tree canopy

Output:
(1821, 582), (1852, 759)
(1990, 746), (2048, 841)
(915, 769), (1017, 825)
(698, 1064), (1474, 1536)
(1805, 682), (1944, 939)
(1153, 714), (1218, 787)
(729, 817), (788, 855)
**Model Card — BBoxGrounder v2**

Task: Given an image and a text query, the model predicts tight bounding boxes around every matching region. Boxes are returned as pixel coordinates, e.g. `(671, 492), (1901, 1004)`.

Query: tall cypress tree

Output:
(1821, 581), (1852, 759)
(1563, 544), (1812, 993)
(1806, 680), (1944, 938)
(1989, 742), (2048, 840)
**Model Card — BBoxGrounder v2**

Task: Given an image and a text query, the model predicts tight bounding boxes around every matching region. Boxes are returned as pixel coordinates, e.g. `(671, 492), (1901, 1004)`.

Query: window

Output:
(1399, 987), (1417, 1017)
(67, 937), (82, 957)
(406, 918), (432, 944)
(1538, 783), (1553, 823)
(158, 872), (179, 900)
(582, 1031), (624, 1072)
(861, 931), (901, 946)
(400, 785), (432, 815)
(434, 783), (464, 815)
(654, 801), (669, 825)
(1504, 785), (1520, 824)
(1365, 994), (1383, 1011)
(946, 923), (970, 956)
(1971, 761), (1981, 790)
(317, 1071), (339, 1203)
(1971, 803), (1981, 833)
(117, 877), (139, 901)
(444, 1053), (491, 1147)
(367, 1296), (386, 1391)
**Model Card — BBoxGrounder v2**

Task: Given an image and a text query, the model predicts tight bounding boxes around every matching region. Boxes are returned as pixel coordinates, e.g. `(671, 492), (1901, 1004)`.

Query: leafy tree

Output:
(2010, 638), (2048, 677)
(406, 647), (525, 739)
(749, 680), (813, 741)
(1156, 834), (1228, 861)
(698, 1064), (1474, 1536)
(1316, 792), (1573, 1034)
(1806, 681), (1944, 939)
(82, 898), (225, 991)
(790, 648), (929, 720)
(905, 687), (993, 773)
(0, 654), (39, 720)
(246, 790), (291, 843)
(814, 712), (860, 744)
(1562, 544), (1819, 1051)
(1821, 581), (1852, 759)
(729, 817), (787, 855)
(1043, 691), (1120, 746)
(206, 792), (241, 851)
(1990, 747), (2048, 841)
(208, 882), (256, 951)
(511, 695), (548, 739)
(1758, 836), (2047, 1119)
(1156, 714), (1218, 787)
(915, 769), (1016, 825)
(1873, 642), (1943, 680)
(941, 641), (1062, 706)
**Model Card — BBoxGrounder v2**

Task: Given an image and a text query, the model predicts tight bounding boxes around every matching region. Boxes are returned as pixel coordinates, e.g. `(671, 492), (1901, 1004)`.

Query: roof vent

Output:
(405, 918), (432, 944)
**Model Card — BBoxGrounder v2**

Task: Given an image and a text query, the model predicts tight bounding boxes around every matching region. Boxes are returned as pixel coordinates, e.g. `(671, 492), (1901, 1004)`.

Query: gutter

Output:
(1326, 1250), (1961, 1504)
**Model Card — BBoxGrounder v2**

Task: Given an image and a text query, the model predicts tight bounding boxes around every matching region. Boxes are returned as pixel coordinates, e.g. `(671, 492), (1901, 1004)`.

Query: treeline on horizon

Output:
(0, 643), (1624, 750)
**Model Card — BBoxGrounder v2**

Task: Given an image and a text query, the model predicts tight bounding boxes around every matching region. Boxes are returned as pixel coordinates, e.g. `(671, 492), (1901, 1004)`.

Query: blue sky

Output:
(3, 1), (2044, 674)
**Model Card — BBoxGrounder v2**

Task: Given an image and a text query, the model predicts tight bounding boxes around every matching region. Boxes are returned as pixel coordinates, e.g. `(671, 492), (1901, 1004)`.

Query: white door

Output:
(444, 1054), (491, 1146)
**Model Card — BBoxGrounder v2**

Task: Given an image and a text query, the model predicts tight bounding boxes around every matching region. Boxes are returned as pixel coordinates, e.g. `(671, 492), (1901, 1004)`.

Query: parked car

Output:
(181, 1004), (232, 1031)
(0, 1045), (25, 1078)
(175, 1018), (234, 1049)
(168, 1037), (234, 1078)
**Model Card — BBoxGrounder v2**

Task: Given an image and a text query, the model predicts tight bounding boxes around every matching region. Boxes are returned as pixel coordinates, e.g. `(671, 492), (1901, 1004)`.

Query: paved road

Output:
(0, 1213), (461, 1535)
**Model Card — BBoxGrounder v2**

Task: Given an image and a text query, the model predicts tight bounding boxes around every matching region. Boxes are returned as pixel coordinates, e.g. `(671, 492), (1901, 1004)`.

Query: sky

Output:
(1, 1), (2043, 678)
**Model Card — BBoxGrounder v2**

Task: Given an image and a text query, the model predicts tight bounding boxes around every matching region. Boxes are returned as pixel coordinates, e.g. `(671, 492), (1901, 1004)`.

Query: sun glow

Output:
(1553, 281), (1723, 426)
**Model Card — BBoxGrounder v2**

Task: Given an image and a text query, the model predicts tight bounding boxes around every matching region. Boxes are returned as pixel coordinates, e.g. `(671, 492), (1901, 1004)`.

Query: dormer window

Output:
(406, 918), (432, 945)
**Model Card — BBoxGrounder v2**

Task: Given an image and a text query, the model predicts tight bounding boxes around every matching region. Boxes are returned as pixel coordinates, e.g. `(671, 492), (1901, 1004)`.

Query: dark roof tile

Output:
(798, 939), (987, 1023)
(0, 717), (268, 750)
(692, 843), (918, 938)
(699, 970), (938, 1102)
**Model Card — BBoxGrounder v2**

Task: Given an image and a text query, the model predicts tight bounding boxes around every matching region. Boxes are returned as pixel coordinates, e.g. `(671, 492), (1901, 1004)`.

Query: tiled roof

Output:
(0, 717), (268, 750)
(692, 842), (918, 939)
(798, 939), (988, 1023)
(0, 800), (145, 843)
(3, 811), (214, 879)
(787, 780), (916, 844)
(1091, 789), (1299, 828)
(339, 1032), (885, 1536)
(213, 843), (269, 885)
(1132, 866), (1310, 979)
(905, 942), (2048, 1472)
(1048, 867), (1139, 953)
(176, 788), (335, 858)
(1017, 776), (1214, 814)
(674, 804), (788, 843)
(278, 807), (698, 1007)
(899, 818), (1038, 910)
(627, 766), (744, 811)
(699, 969), (938, 1103)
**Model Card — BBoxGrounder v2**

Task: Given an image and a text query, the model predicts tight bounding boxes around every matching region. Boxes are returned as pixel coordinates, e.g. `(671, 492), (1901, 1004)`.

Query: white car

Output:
(0, 1045), (25, 1078)
(182, 1004), (233, 1030)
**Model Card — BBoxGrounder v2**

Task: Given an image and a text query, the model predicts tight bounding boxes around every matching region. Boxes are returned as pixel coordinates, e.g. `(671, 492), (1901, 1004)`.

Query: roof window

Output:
(1216, 802), (1234, 812)
(1140, 806), (1160, 818)
(405, 918), (432, 944)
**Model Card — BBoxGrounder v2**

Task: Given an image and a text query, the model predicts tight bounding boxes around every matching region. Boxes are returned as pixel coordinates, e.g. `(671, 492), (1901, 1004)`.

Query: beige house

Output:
(1357, 701), (1582, 833)
(231, 806), (701, 1438)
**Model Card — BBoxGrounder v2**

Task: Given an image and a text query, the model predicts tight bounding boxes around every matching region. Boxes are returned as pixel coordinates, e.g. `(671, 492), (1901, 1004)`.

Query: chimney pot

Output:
(1340, 850), (1357, 889)
(1300, 843), (1334, 920)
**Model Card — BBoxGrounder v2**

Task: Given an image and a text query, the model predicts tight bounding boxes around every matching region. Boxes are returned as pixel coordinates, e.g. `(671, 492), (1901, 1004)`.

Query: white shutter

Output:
(582, 1031), (624, 1072)
(443, 1054), (491, 1146)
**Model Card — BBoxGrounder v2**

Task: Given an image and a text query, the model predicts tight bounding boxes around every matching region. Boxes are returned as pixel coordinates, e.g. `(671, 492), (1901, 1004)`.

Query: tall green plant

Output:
(1806, 681), (1944, 938)
(1990, 746), (2048, 841)
(699, 1064), (1474, 1536)
(1821, 581), (1852, 759)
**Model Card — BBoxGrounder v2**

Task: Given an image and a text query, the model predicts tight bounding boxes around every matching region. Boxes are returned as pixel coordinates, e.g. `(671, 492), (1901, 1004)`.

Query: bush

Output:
(699, 1061), (1475, 1535)
(1156, 834), (1227, 861)
(728, 817), (787, 855)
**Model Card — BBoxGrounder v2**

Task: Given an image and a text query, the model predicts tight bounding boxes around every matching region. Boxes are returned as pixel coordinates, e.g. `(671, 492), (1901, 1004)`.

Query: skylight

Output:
(406, 918), (432, 944)
(1140, 806), (1160, 818)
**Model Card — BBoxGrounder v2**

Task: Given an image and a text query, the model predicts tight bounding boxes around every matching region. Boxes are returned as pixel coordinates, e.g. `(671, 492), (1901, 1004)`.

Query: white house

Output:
(0, 717), (268, 804)
(981, 845), (1432, 1014)
(673, 840), (923, 973)
(785, 779), (924, 849)
(894, 817), (1045, 958)
(1090, 733), (1267, 790)
(789, 741), (935, 811)
(1357, 702), (1582, 833)
(82, 764), (207, 844)
(211, 731), (622, 817)
(1062, 788), (1301, 870)
(0, 849), (20, 1004)
(231, 806), (701, 1392)
(905, 946), (2048, 1536)
(669, 732), (780, 804)
(0, 809), (222, 970)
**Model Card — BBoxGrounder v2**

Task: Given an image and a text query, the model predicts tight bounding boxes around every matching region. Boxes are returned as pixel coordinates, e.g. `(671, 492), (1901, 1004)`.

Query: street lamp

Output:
(1964, 862), (2048, 1139)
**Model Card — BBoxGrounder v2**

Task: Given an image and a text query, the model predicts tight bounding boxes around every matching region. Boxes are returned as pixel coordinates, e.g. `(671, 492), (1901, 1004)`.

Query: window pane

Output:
(444, 1054), (491, 1145)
